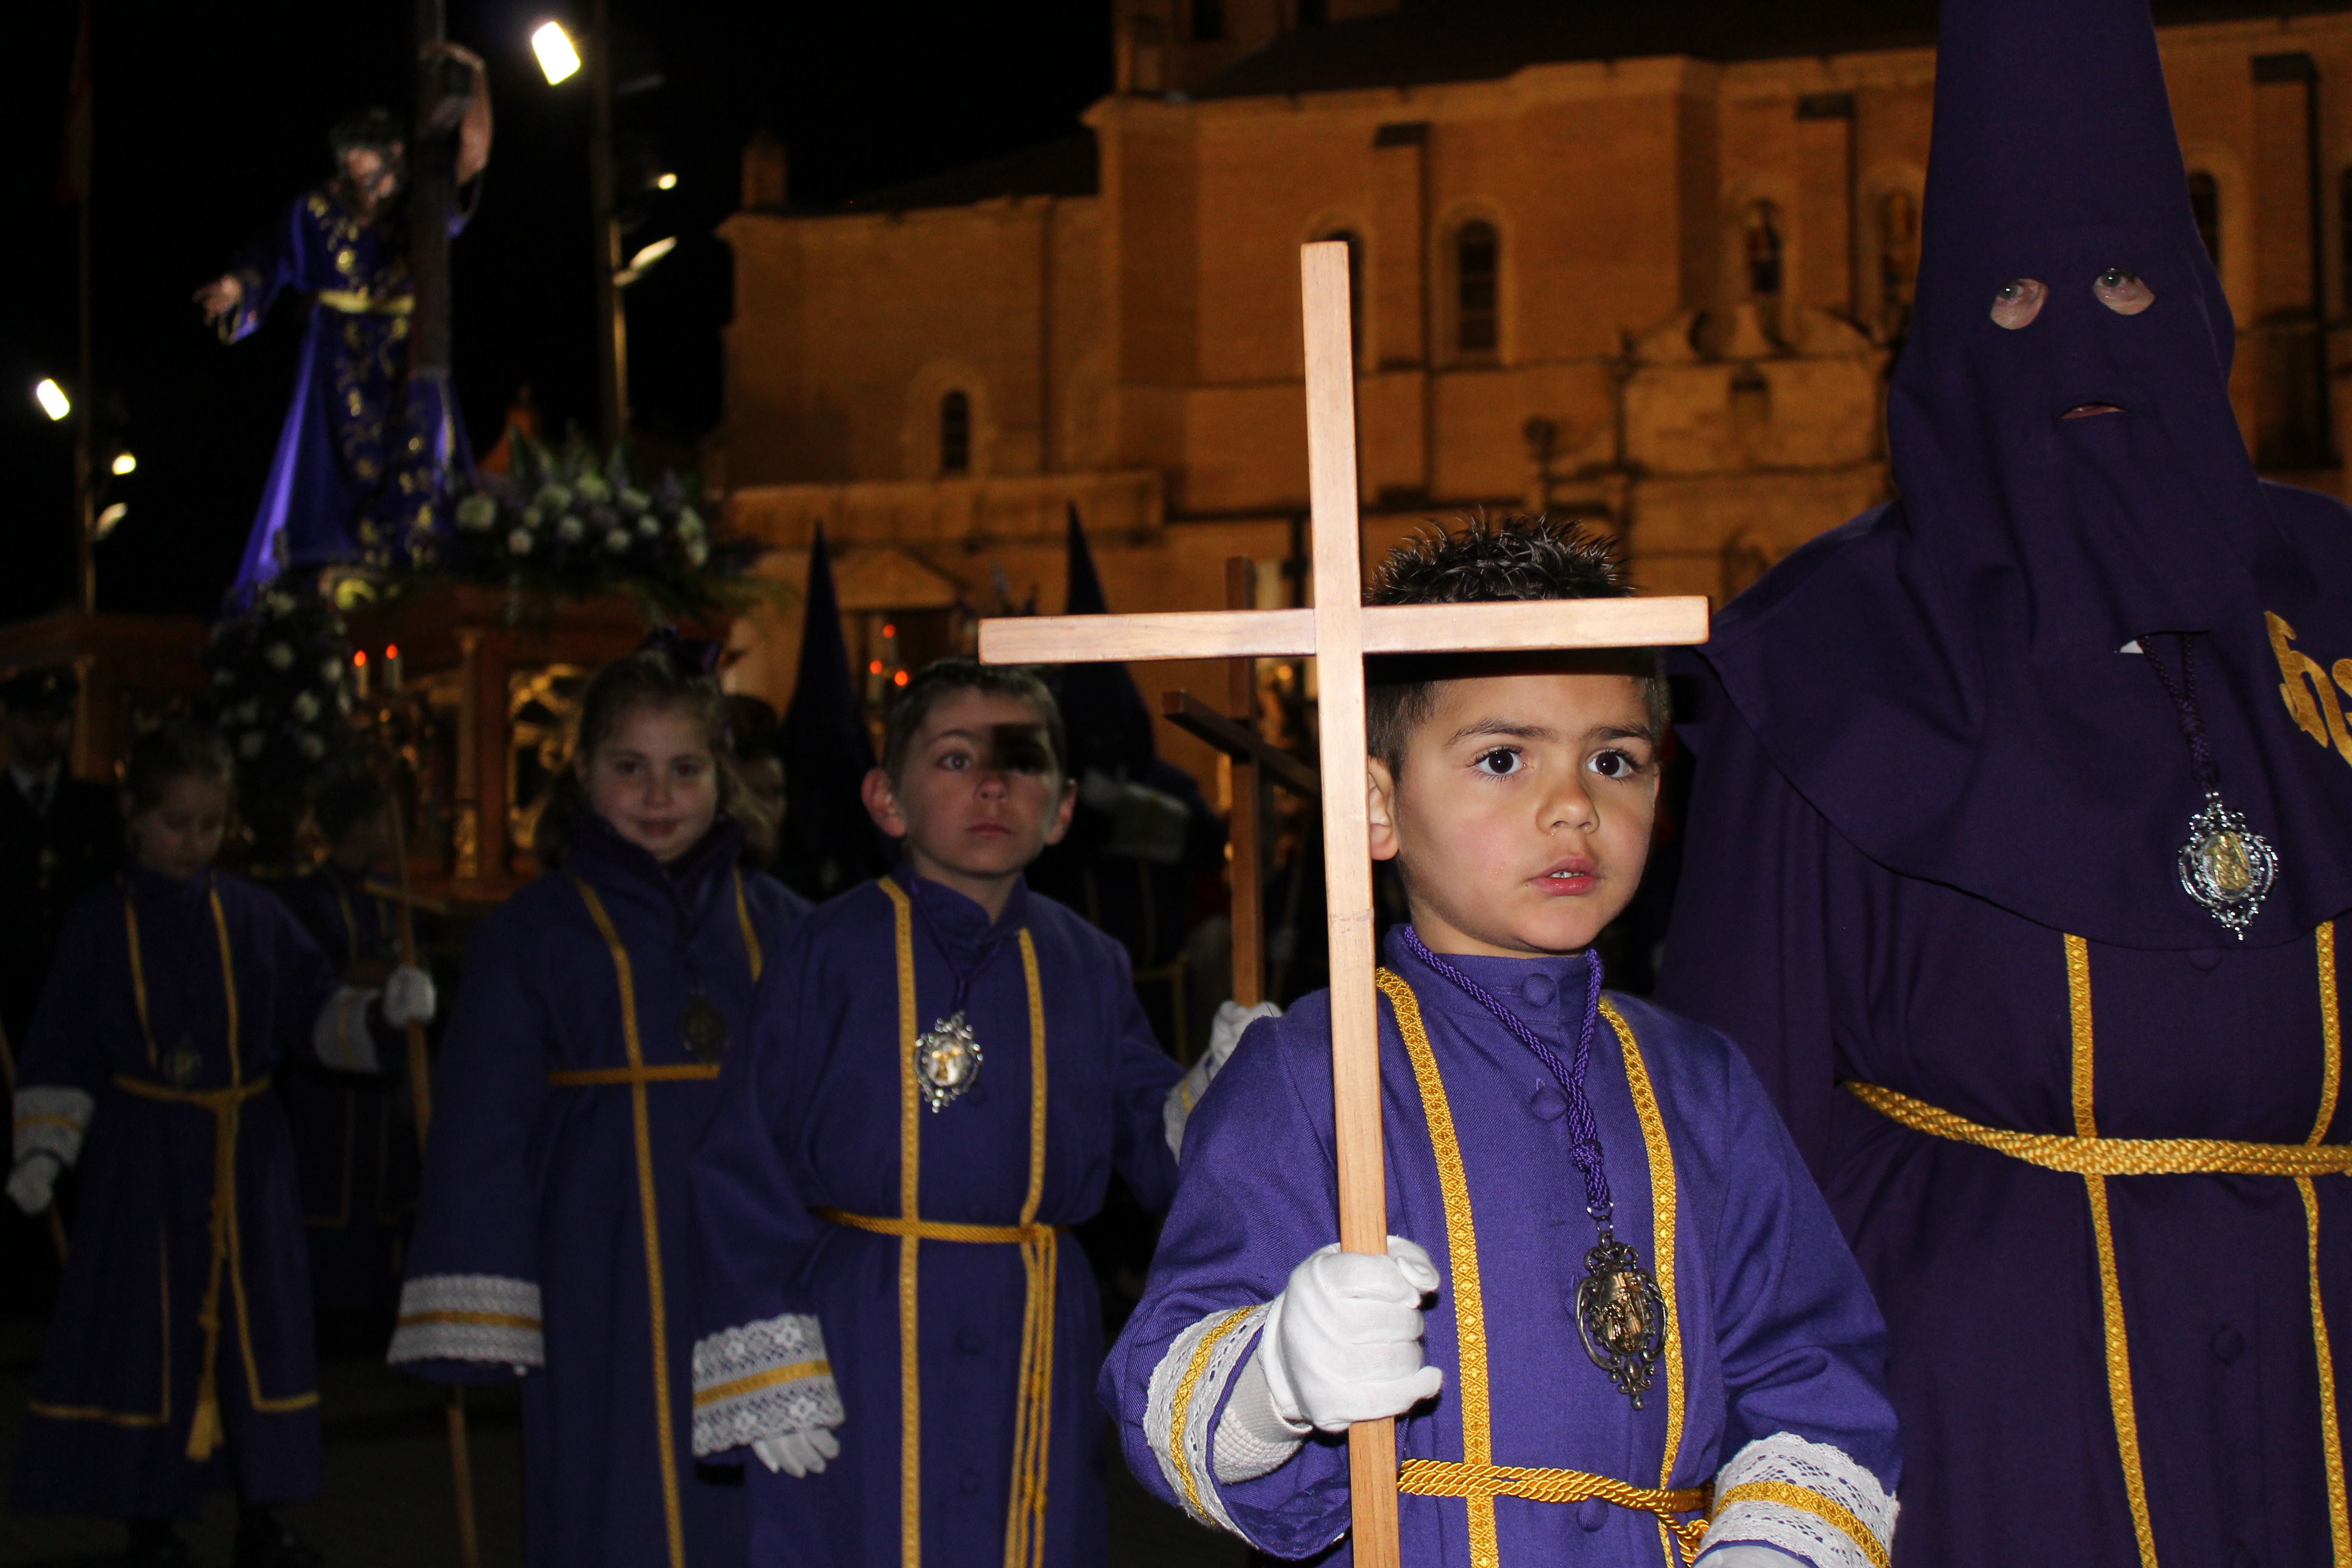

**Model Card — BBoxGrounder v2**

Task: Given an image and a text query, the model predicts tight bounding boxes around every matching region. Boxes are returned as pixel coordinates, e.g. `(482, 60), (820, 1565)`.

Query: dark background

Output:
(0, 0), (1111, 623)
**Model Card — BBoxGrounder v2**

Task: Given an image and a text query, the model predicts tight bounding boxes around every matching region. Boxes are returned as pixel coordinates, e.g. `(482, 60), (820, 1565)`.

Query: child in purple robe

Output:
(1102, 518), (1901, 1567)
(388, 642), (806, 1568)
(275, 775), (418, 1318)
(7, 723), (436, 1568)
(689, 658), (1200, 1568)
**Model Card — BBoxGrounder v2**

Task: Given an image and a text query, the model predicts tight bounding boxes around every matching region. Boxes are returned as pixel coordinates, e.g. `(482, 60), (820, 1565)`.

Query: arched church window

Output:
(1455, 220), (1499, 357)
(1323, 229), (1363, 356)
(939, 390), (971, 475)
(1878, 190), (1921, 340)
(1192, 0), (1225, 41)
(1743, 201), (1785, 299)
(1297, 0), (1328, 26)
(2187, 172), (2221, 266)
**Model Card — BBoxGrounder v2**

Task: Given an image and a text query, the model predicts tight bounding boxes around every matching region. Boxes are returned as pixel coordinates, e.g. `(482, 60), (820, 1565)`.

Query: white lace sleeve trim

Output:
(689, 1313), (843, 1456)
(387, 1274), (544, 1368)
(1699, 1431), (1898, 1568)
(313, 988), (383, 1074)
(1144, 1302), (1271, 1540)
(13, 1086), (94, 1168)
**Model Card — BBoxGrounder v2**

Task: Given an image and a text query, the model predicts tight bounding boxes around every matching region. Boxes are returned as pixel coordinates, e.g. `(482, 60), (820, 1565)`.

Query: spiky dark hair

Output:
(1364, 513), (1667, 772)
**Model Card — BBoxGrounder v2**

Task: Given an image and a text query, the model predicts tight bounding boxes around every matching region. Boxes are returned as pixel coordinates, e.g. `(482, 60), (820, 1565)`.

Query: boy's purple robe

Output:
(1104, 931), (1899, 1565)
(689, 872), (1183, 1568)
(1655, 0), (2352, 1562)
(10, 868), (339, 1518)
(389, 817), (807, 1568)
(275, 863), (416, 1313)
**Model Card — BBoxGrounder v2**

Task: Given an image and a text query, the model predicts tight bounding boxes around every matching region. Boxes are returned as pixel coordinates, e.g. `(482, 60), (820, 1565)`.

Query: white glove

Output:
(7, 1154), (60, 1216)
(382, 965), (437, 1029)
(1260, 1236), (1442, 1434)
(1697, 1548), (1809, 1567)
(752, 1428), (840, 1477)
(1166, 999), (1281, 1159)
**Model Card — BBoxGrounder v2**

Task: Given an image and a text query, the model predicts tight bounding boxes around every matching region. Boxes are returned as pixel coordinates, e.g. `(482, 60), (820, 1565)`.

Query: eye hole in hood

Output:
(1990, 277), (2047, 329)
(2093, 267), (2156, 314)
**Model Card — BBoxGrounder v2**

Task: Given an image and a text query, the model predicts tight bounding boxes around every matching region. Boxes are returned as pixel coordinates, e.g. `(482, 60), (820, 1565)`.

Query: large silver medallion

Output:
(2177, 793), (2277, 939)
(914, 1010), (982, 1112)
(166, 1039), (202, 1088)
(1575, 1233), (1666, 1409)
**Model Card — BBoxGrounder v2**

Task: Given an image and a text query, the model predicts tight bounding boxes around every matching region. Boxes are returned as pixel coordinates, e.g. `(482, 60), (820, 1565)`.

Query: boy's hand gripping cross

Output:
(979, 242), (1710, 1566)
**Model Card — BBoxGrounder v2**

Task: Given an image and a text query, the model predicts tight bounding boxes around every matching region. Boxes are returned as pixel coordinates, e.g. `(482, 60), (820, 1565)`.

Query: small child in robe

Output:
(275, 774), (419, 1318)
(390, 641), (806, 1568)
(1102, 518), (1902, 1568)
(7, 722), (435, 1568)
(690, 658), (1226, 1568)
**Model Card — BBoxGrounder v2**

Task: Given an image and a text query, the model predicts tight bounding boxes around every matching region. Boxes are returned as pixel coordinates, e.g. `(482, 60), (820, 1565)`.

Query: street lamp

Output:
(531, 21), (580, 84)
(33, 379), (70, 421)
(110, 451), (136, 475)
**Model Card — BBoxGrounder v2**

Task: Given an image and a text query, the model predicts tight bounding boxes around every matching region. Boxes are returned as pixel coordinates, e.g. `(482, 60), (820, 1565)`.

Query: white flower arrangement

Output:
(264, 642), (294, 671)
(297, 733), (326, 761)
(291, 691), (320, 722)
(238, 731), (265, 759)
(604, 529), (632, 554)
(456, 493), (500, 532)
(534, 484), (572, 514)
(556, 515), (586, 544)
(507, 527), (535, 556)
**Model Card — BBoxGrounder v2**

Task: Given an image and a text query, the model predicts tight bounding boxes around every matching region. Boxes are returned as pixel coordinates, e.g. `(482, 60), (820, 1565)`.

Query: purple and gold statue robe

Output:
(275, 863), (418, 1313)
(8, 867), (341, 1518)
(389, 815), (807, 1568)
(1106, 931), (1900, 1567)
(689, 871), (1184, 1568)
(218, 185), (469, 606)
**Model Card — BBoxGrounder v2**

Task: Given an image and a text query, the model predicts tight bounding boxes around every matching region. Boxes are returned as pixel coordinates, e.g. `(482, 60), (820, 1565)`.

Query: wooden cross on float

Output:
(980, 241), (1710, 1565)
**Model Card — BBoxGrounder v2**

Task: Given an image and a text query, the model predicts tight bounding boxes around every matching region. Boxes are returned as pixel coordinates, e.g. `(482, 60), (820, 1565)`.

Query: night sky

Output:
(0, 0), (1110, 624)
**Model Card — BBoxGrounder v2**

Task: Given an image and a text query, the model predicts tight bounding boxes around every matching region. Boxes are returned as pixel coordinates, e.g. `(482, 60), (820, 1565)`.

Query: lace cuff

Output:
(690, 1313), (842, 1456)
(313, 988), (383, 1074)
(1144, 1303), (1271, 1539)
(1699, 1432), (1897, 1568)
(14, 1087), (94, 1169)
(1211, 1349), (1308, 1482)
(387, 1274), (543, 1367)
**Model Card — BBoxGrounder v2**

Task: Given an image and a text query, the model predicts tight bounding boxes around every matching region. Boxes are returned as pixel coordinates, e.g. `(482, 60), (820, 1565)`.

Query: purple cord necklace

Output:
(2141, 634), (2277, 937)
(1400, 925), (1666, 1407)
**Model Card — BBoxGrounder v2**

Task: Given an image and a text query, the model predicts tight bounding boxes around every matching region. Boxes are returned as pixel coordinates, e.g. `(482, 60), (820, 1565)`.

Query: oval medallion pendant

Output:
(165, 1041), (202, 1088)
(1575, 1233), (1666, 1408)
(682, 995), (731, 1064)
(915, 1010), (982, 1112)
(2177, 793), (2278, 939)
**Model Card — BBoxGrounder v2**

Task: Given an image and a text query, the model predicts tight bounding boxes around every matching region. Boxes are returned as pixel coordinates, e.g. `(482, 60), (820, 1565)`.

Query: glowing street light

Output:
(94, 502), (128, 539)
(34, 379), (69, 421)
(656, 172), (678, 190)
(111, 451), (137, 475)
(531, 21), (581, 85)
(627, 236), (675, 271)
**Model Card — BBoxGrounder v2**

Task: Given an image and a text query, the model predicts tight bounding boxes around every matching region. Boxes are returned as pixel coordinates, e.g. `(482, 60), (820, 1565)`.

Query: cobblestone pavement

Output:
(0, 1319), (1245, 1568)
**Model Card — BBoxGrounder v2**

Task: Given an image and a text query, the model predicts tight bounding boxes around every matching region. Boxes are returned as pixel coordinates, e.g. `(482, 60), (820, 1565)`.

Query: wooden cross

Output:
(980, 242), (1709, 1564)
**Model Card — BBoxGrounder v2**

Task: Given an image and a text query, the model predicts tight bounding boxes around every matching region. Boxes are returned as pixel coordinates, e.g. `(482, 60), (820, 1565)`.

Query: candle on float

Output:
(353, 649), (370, 701)
(385, 644), (403, 692)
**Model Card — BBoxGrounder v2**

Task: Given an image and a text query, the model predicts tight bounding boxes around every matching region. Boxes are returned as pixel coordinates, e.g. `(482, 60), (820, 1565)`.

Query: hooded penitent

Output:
(1699, 0), (2352, 948)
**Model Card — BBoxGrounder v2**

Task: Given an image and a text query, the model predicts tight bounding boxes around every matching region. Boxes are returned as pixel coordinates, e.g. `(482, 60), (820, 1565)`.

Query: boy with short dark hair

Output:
(690, 658), (1214, 1568)
(1102, 517), (1901, 1567)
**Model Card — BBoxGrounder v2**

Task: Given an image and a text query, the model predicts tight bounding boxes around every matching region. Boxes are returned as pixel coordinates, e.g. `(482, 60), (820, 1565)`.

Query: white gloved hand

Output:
(1166, 999), (1282, 1159)
(1260, 1236), (1443, 1434)
(1696, 1547), (1809, 1567)
(752, 1428), (841, 1477)
(382, 965), (437, 1029)
(7, 1153), (60, 1216)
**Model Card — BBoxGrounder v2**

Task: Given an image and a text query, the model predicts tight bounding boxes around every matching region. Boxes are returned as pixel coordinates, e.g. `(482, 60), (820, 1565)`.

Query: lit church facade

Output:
(713, 0), (2352, 789)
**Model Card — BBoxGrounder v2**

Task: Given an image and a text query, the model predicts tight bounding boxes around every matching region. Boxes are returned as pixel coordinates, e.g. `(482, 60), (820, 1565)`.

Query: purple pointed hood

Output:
(1695, 0), (2352, 947)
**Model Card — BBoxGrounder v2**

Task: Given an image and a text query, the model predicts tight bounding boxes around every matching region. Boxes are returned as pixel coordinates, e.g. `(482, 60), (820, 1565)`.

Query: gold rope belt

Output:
(815, 1208), (1062, 1246)
(1847, 1081), (2352, 1176)
(315, 289), (414, 315)
(112, 1072), (274, 1459)
(547, 1064), (721, 1086)
(1399, 1459), (1711, 1558)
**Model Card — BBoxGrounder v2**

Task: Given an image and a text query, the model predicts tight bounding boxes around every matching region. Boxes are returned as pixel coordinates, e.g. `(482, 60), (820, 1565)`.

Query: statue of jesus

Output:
(197, 42), (492, 607)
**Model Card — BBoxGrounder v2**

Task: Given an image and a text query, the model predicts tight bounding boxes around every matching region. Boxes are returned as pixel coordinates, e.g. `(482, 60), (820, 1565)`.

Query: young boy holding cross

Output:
(1104, 517), (1901, 1567)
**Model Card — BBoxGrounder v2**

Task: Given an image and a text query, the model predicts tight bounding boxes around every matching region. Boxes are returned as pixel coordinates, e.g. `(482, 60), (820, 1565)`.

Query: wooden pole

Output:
(1224, 558), (1264, 1009)
(0, 1016), (70, 1266)
(1298, 241), (1400, 1568)
(384, 788), (480, 1568)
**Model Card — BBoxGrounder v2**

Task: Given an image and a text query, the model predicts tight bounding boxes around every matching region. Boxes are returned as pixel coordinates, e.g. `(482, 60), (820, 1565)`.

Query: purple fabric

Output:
(274, 864), (416, 1314)
(1694, 0), (2352, 949)
(10, 870), (338, 1518)
(691, 874), (1183, 1568)
(1103, 930), (1897, 1563)
(394, 819), (808, 1568)
(1660, 683), (2350, 1566)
